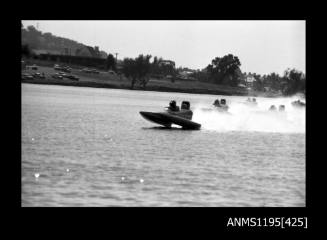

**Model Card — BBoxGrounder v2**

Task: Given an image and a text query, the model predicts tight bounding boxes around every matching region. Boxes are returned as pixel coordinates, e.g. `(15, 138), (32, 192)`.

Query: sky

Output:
(22, 20), (305, 75)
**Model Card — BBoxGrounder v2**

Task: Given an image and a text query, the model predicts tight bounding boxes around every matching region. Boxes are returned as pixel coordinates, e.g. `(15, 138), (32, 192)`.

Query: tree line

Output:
(106, 54), (177, 89)
(22, 25), (85, 54)
(250, 69), (305, 96)
(115, 52), (305, 96)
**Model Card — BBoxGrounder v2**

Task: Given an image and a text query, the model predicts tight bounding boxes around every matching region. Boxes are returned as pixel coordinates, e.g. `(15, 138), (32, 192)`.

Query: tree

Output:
(106, 54), (116, 71)
(122, 58), (137, 88)
(136, 54), (152, 88)
(151, 56), (159, 74)
(262, 72), (283, 92)
(160, 62), (175, 77)
(282, 68), (305, 95)
(206, 54), (242, 86)
(253, 76), (265, 91)
(121, 54), (152, 89)
(150, 57), (176, 80)
(190, 69), (210, 82)
(22, 44), (31, 57)
(27, 25), (38, 32)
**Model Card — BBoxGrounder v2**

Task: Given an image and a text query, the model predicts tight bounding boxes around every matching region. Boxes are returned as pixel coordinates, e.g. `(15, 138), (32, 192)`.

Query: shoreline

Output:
(21, 78), (246, 96)
(21, 78), (282, 97)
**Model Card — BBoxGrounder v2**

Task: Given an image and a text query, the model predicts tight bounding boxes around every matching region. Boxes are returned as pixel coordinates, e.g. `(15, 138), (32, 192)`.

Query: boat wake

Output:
(192, 97), (305, 133)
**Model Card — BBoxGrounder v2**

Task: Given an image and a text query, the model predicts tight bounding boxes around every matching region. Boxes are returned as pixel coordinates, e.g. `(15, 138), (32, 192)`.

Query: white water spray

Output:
(192, 96), (305, 133)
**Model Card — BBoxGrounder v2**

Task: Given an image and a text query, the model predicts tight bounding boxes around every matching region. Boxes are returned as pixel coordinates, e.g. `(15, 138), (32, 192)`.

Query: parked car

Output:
(51, 73), (63, 79)
(90, 68), (100, 74)
(82, 68), (99, 74)
(62, 66), (72, 73)
(33, 72), (45, 79)
(65, 74), (79, 81)
(54, 64), (71, 73)
(54, 64), (61, 70)
(82, 68), (91, 73)
(31, 64), (38, 70)
(58, 72), (68, 77)
(22, 73), (34, 80)
(26, 64), (38, 70)
(108, 70), (116, 75)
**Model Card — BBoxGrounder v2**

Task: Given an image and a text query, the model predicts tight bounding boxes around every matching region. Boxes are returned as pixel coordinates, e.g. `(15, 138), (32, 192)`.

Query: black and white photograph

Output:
(21, 20), (305, 207)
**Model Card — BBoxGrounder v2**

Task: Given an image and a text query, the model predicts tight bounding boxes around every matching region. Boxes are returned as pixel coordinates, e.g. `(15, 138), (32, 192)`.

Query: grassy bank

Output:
(22, 64), (279, 97)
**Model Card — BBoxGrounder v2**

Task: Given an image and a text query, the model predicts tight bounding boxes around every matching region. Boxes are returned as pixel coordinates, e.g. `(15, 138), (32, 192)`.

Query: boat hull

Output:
(140, 111), (201, 130)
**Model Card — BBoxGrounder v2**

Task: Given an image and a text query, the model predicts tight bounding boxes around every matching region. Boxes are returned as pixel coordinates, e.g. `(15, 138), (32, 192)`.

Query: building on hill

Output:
(158, 59), (175, 67)
(32, 45), (104, 59)
(86, 46), (97, 57)
(63, 47), (75, 56)
(241, 73), (256, 89)
(99, 51), (108, 59)
(88, 46), (101, 58)
(75, 46), (101, 58)
(75, 47), (91, 57)
(245, 74), (256, 87)
(176, 69), (197, 81)
(32, 49), (62, 56)
(237, 83), (247, 88)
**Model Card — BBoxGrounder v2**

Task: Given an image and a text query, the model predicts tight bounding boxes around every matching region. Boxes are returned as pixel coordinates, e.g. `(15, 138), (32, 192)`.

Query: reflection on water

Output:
(22, 84), (305, 207)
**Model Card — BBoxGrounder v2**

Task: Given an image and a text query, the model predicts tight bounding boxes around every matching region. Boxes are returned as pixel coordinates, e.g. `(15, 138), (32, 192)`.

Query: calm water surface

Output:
(22, 83), (305, 206)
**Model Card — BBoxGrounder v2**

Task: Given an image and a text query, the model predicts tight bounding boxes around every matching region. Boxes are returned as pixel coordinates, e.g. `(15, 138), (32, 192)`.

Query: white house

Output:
(245, 74), (256, 88)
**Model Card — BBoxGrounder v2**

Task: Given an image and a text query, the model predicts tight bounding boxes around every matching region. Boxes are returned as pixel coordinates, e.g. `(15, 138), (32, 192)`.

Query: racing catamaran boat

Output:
(213, 98), (229, 112)
(140, 100), (201, 130)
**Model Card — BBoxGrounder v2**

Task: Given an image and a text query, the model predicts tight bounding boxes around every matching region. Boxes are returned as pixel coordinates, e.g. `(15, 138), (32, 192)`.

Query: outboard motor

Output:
(221, 99), (226, 105)
(269, 105), (277, 111)
(279, 105), (285, 111)
(181, 101), (190, 110)
(179, 101), (193, 119)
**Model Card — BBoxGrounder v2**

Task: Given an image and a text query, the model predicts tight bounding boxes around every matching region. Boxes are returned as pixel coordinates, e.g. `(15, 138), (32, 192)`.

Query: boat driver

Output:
(213, 99), (220, 107)
(169, 100), (180, 112)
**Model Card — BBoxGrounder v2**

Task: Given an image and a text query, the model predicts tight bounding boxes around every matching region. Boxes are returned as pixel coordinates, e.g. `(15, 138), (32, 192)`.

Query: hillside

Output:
(21, 24), (107, 58)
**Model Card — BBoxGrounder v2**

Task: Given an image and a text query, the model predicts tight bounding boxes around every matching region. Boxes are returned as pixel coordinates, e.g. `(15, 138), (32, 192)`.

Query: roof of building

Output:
(86, 46), (99, 58)
(99, 51), (108, 59)
(179, 70), (194, 76)
(32, 49), (62, 55)
(246, 76), (256, 82)
(158, 60), (175, 66)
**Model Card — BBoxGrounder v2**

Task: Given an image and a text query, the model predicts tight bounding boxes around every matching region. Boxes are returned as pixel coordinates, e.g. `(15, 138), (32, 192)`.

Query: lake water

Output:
(21, 83), (305, 207)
